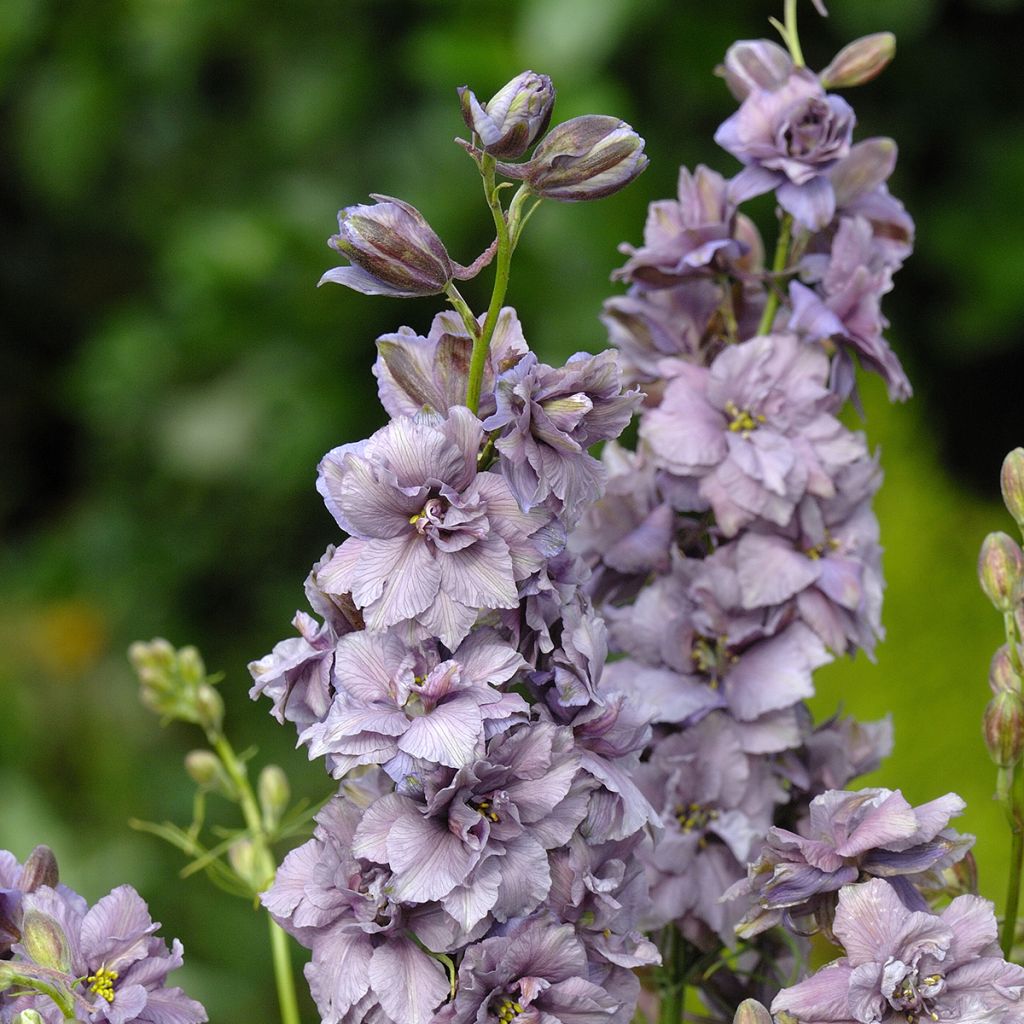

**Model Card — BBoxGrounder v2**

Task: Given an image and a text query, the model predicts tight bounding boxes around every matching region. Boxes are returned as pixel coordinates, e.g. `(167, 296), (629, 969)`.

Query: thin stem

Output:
(756, 213), (793, 336)
(717, 274), (739, 343)
(465, 155), (513, 415)
(657, 924), (688, 1024)
(784, 0), (805, 67)
(211, 733), (302, 1024)
(1002, 763), (1024, 958)
(444, 282), (481, 341)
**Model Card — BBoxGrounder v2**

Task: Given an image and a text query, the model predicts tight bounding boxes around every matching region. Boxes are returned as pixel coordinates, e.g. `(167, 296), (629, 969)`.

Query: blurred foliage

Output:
(1, 0), (1023, 1021)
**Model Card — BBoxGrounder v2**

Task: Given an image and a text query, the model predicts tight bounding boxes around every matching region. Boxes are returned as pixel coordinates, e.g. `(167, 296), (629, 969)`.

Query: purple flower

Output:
(716, 70), (855, 230)
(433, 916), (633, 1024)
(718, 39), (793, 101)
(263, 789), (462, 1024)
(640, 333), (868, 536)
(316, 407), (557, 649)
(772, 879), (1024, 1024)
(482, 350), (641, 525)
(731, 787), (974, 939)
(373, 306), (529, 421)
(613, 165), (761, 287)
(6, 882), (206, 1024)
(300, 628), (528, 777)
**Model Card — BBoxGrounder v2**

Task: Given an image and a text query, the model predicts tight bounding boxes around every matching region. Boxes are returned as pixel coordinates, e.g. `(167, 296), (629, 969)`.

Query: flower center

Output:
(472, 798), (500, 823)
(492, 995), (524, 1023)
(409, 497), (447, 533)
(675, 801), (719, 833)
(805, 534), (840, 560)
(87, 966), (118, 1003)
(885, 964), (944, 1023)
(724, 400), (765, 437)
(690, 635), (735, 688)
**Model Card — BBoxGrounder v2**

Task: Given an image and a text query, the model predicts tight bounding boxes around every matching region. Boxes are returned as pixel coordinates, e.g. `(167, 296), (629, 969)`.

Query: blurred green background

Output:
(2, 0), (1024, 1019)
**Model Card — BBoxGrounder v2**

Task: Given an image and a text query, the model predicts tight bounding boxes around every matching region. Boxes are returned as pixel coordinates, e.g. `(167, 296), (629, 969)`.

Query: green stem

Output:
(657, 925), (687, 1024)
(211, 733), (302, 1024)
(444, 283), (481, 341)
(756, 214), (793, 336)
(1002, 763), (1024, 958)
(465, 155), (513, 415)
(784, 0), (805, 67)
(717, 274), (739, 343)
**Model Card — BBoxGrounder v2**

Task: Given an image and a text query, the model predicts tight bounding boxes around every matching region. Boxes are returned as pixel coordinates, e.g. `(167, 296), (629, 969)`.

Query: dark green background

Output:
(2, 1), (1023, 1020)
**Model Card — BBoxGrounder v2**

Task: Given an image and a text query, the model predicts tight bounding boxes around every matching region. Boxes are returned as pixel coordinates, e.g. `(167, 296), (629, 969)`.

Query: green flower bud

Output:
(0, 963), (20, 991)
(228, 838), (257, 887)
(820, 33), (896, 89)
(499, 115), (648, 202)
(1001, 448), (1024, 530)
(185, 750), (235, 797)
(258, 765), (290, 831)
(978, 531), (1024, 612)
(734, 1000), (773, 1024)
(990, 645), (1024, 694)
(984, 690), (1024, 767)
(194, 682), (224, 733)
(458, 71), (555, 159)
(21, 846), (59, 892)
(176, 645), (206, 686)
(20, 909), (72, 972)
(13, 1010), (46, 1024)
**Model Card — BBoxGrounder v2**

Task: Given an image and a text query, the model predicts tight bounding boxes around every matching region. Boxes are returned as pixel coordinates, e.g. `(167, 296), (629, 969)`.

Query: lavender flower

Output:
(482, 350), (642, 525)
(316, 407), (557, 648)
(772, 879), (1024, 1024)
(730, 787), (974, 939)
(0, 848), (59, 958)
(716, 70), (855, 230)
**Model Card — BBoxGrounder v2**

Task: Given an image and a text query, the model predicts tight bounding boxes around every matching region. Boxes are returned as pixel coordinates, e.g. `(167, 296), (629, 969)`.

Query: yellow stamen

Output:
(87, 966), (118, 1003)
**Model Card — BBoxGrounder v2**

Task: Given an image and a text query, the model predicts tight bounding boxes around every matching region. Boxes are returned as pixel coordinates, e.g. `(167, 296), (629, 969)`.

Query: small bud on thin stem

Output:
(1002, 448), (1024, 531)
(985, 691), (1024, 767)
(979, 532), (1024, 612)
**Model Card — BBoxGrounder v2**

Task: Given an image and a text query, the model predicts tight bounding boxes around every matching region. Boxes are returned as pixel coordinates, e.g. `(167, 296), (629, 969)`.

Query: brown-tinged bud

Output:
(984, 690), (1024, 767)
(499, 115), (647, 202)
(950, 850), (979, 896)
(978, 531), (1024, 611)
(990, 644), (1024, 694)
(1001, 448), (1024, 530)
(20, 847), (59, 893)
(717, 39), (793, 100)
(820, 32), (896, 89)
(20, 910), (72, 972)
(258, 765), (290, 831)
(734, 1000), (773, 1024)
(458, 71), (555, 159)
(185, 750), (235, 797)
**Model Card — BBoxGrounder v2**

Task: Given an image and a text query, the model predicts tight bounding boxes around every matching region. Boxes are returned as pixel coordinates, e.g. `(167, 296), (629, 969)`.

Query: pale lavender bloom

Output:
(263, 787), (464, 1024)
(532, 599), (609, 710)
(433, 916), (634, 1024)
(482, 350), (642, 525)
(634, 713), (785, 944)
(300, 628), (528, 778)
(248, 547), (361, 730)
(716, 70), (855, 230)
(316, 407), (556, 649)
(613, 165), (761, 287)
(7, 883), (206, 1024)
(373, 306), (528, 420)
(640, 333), (868, 536)
(349, 722), (588, 933)
(731, 787), (974, 939)
(791, 216), (911, 402)
(772, 879), (1024, 1024)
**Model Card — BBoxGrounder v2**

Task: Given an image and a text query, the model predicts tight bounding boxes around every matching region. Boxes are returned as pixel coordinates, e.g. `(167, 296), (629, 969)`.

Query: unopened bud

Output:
(734, 1000), (773, 1024)
(13, 1010), (46, 1024)
(990, 645), (1023, 694)
(228, 839), (257, 886)
(950, 850), (979, 896)
(978, 531), (1024, 611)
(258, 765), (290, 831)
(717, 39), (793, 100)
(500, 115), (647, 202)
(21, 846), (59, 892)
(0, 963), (20, 990)
(1001, 448), (1024, 530)
(185, 750), (235, 797)
(458, 71), (555, 159)
(128, 638), (176, 675)
(176, 646), (206, 686)
(195, 683), (224, 733)
(21, 910), (72, 972)
(831, 138), (897, 207)
(984, 690), (1024, 767)
(319, 195), (454, 298)
(820, 32), (896, 89)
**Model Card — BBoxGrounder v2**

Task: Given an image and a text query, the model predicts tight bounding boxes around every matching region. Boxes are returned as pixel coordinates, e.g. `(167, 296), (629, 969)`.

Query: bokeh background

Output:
(2, 0), (1024, 1020)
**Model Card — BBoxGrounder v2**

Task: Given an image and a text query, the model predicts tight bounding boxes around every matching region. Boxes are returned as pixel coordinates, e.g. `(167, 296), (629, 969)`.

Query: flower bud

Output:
(984, 690), (1024, 767)
(820, 33), (896, 89)
(0, 963), (20, 991)
(176, 645), (206, 686)
(195, 682), (224, 733)
(733, 1000), (773, 1024)
(458, 71), (555, 159)
(258, 765), (290, 831)
(319, 195), (454, 298)
(990, 645), (1024, 694)
(14, 1011), (46, 1024)
(20, 909), (72, 972)
(501, 115), (647, 202)
(228, 838), (258, 887)
(717, 39), (793, 100)
(830, 137), (897, 207)
(185, 750), (235, 797)
(978, 531), (1024, 612)
(1001, 448), (1024, 530)
(20, 846), (59, 893)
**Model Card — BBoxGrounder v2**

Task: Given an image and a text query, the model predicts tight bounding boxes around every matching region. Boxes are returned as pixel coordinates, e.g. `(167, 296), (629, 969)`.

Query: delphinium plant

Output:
(5, 4), (1024, 1024)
